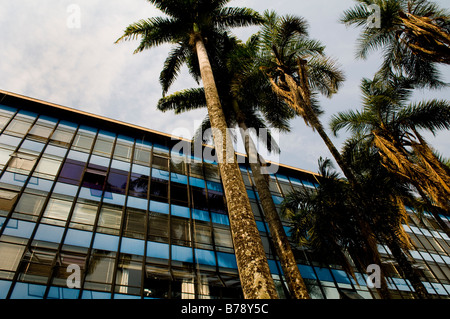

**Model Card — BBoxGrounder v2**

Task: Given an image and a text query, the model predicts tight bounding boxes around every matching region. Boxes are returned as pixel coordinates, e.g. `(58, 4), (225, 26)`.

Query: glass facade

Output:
(0, 93), (449, 300)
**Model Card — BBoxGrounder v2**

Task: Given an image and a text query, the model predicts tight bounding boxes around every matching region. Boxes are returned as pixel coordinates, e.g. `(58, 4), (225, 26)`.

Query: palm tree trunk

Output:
(386, 239), (431, 299)
(237, 117), (310, 299)
(194, 36), (278, 299)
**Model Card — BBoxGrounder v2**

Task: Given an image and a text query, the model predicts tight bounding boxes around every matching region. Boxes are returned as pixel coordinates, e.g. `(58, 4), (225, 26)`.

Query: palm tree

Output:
(330, 75), (450, 236)
(258, 11), (356, 187)
(282, 158), (394, 299)
(341, 138), (432, 298)
(158, 34), (310, 299)
(257, 12), (396, 298)
(115, 0), (278, 299)
(340, 0), (450, 88)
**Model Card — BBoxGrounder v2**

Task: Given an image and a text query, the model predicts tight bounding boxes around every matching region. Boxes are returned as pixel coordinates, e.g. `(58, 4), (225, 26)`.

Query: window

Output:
(0, 242), (25, 275)
(113, 138), (134, 163)
(18, 246), (57, 284)
(72, 131), (95, 152)
(214, 227), (233, 252)
(148, 212), (169, 243)
(14, 192), (46, 220)
(123, 208), (146, 239)
(152, 156), (168, 170)
(150, 177), (168, 202)
(93, 136), (114, 157)
(0, 189), (19, 217)
(50, 126), (75, 147)
(129, 173), (148, 199)
(96, 204), (123, 235)
(4, 118), (33, 137)
(133, 141), (151, 166)
(84, 253), (115, 291)
(7, 152), (38, 174)
(70, 200), (98, 231)
(115, 254), (142, 296)
(41, 197), (72, 226)
(82, 165), (107, 191)
(0, 146), (15, 169)
(191, 186), (208, 211)
(27, 121), (55, 141)
(171, 182), (188, 206)
(194, 222), (213, 250)
(33, 157), (62, 180)
(58, 159), (85, 185)
(171, 216), (191, 247)
(107, 169), (128, 195)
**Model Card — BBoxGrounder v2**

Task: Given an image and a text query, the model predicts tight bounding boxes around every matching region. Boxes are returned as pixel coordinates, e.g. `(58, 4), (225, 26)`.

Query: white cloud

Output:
(0, 0), (448, 172)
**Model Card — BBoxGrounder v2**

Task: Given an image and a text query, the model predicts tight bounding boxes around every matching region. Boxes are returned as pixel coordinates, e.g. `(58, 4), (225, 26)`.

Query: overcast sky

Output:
(0, 0), (449, 174)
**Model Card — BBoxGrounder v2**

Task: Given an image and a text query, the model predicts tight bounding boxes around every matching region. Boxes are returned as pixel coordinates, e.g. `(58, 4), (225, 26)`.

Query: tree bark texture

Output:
(195, 38), (278, 299)
(238, 120), (310, 299)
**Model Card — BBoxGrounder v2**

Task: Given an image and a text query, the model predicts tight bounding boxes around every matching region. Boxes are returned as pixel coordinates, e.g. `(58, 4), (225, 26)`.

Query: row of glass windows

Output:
(0, 104), (449, 299)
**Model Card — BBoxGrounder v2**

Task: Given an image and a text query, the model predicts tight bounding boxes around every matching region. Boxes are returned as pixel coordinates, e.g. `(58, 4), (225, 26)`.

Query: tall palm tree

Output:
(258, 11), (355, 187)
(158, 34), (310, 299)
(341, 0), (450, 88)
(115, 0), (278, 299)
(330, 75), (450, 236)
(281, 158), (393, 299)
(341, 138), (431, 298)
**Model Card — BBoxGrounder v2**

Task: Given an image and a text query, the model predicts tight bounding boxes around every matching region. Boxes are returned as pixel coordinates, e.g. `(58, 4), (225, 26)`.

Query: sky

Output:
(0, 0), (449, 174)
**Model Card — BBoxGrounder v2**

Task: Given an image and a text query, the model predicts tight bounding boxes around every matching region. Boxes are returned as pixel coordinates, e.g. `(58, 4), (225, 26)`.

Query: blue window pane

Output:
(67, 150), (89, 162)
(146, 241), (169, 260)
(44, 145), (68, 157)
(298, 265), (317, 280)
(256, 221), (267, 232)
(53, 182), (78, 197)
(26, 177), (53, 192)
(93, 233), (119, 252)
(192, 209), (210, 222)
(207, 181), (223, 193)
(20, 140), (45, 153)
(34, 224), (64, 243)
(3, 219), (35, 238)
(217, 252), (238, 269)
(127, 196), (148, 210)
(246, 189), (256, 200)
(149, 200), (169, 214)
(152, 168), (169, 181)
(211, 213), (229, 226)
(195, 249), (216, 266)
(89, 154), (110, 167)
(268, 260), (280, 274)
(0, 104), (17, 113)
(114, 293), (141, 299)
(314, 267), (333, 282)
(0, 134), (21, 146)
(0, 280), (12, 299)
(271, 195), (284, 205)
(171, 173), (187, 184)
(189, 177), (205, 188)
(171, 204), (189, 218)
(103, 193), (126, 206)
(172, 245), (193, 263)
(64, 229), (92, 248)
(81, 290), (111, 299)
(10, 282), (46, 299)
(331, 269), (351, 284)
(0, 171), (27, 187)
(47, 286), (80, 299)
(131, 164), (150, 176)
(121, 237), (145, 255)
(111, 159), (130, 172)
(78, 187), (102, 202)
